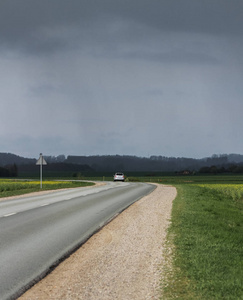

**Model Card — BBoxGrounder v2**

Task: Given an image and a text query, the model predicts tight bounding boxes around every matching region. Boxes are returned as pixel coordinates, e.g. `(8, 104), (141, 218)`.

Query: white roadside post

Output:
(36, 153), (47, 189)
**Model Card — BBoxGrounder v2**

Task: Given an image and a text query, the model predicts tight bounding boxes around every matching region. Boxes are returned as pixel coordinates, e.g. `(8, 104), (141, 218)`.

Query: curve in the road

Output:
(0, 182), (155, 300)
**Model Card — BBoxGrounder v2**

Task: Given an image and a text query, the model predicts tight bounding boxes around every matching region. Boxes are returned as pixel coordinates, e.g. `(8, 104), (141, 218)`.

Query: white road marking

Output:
(3, 212), (17, 217)
(40, 203), (50, 207)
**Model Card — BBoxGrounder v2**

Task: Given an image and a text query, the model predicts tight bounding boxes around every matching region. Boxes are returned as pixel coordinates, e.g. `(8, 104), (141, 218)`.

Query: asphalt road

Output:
(0, 182), (155, 300)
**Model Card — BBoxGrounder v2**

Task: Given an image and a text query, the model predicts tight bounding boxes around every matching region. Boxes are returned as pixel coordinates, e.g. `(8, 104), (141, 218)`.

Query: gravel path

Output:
(19, 184), (176, 300)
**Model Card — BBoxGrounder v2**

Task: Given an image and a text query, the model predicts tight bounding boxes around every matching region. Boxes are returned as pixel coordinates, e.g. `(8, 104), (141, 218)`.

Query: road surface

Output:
(0, 182), (155, 300)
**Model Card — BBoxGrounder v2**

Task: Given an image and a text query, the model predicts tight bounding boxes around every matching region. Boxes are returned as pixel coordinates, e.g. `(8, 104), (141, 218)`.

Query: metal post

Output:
(40, 153), (43, 189)
(40, 160), (42, 189)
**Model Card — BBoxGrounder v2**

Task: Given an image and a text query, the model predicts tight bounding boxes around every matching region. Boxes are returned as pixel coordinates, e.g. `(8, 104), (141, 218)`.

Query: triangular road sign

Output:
(36, 155), (47, 165)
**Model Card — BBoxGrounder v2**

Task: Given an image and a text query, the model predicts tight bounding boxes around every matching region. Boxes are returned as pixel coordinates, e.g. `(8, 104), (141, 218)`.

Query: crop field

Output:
(0, 179), (94, 198)
(161, 177), (243, 300)
(197, 183), (243, 204)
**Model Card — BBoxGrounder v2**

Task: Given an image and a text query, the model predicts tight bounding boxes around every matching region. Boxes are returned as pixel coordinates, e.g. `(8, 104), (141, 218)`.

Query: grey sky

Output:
(1, 0), (243, 159)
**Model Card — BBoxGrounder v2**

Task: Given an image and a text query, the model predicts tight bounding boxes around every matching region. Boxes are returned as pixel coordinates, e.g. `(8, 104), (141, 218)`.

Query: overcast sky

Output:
(1, 0), (243, 159)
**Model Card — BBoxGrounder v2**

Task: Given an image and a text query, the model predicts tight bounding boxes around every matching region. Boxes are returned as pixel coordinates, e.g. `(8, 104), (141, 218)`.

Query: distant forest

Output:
(1, 152), (243, 177)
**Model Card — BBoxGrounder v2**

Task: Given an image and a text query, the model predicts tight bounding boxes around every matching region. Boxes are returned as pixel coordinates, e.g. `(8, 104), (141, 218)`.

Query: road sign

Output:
(36, 155), (47, 165)
(36, 153), (47, 188)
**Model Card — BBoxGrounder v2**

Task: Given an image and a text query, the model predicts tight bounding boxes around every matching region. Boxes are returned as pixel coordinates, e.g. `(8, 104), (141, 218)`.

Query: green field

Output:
(0, 179), (94, 198)
(158, 176), (243, 300)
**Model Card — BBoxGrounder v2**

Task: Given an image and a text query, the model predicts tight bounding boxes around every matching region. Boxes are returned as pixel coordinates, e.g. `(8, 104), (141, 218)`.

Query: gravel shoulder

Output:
(19, 184), (177, 300)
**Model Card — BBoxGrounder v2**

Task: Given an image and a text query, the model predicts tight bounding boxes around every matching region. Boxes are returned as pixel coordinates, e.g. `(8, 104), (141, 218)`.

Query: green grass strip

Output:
(0, 179), (94, 198)
(162, 184), (243, 300)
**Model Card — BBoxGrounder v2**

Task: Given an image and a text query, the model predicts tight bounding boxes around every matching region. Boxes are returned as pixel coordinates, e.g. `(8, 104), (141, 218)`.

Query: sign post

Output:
(36, 153), (47, 189)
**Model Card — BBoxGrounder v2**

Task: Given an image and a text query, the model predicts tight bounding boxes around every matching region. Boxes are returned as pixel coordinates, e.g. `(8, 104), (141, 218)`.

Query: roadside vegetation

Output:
(159, 176), (243, 299)
(0, 179), (94, 198)
(71, 172), (242, 299)
(1, 173), (242, 298)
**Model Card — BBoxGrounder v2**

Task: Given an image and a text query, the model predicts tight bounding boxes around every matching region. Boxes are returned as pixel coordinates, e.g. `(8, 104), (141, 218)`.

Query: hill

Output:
(0, 153), (36, 166)
(1, 152), (243, 175)
(66, 153), (243, 172)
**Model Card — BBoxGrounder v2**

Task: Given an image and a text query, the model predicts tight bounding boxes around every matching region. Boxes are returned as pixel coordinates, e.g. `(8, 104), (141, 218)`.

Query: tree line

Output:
(1, 152), (243, 176)
(199, 164), (243, 174)
(0, 164), (18, 177)
(65, 154), (243, 173)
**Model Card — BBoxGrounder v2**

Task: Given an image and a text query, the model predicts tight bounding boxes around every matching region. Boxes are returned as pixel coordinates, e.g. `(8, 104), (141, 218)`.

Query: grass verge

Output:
(161, 183), (243, 299)
(0, 179), (94, 198)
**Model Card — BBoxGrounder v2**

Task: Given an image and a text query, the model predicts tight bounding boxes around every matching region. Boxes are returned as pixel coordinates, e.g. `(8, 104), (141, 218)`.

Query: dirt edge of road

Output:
(19, 184), (177, 300)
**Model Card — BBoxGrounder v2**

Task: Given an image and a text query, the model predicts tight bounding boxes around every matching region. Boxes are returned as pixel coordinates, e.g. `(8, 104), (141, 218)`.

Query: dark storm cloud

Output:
(1, 0), (243, 158)
(0, 0), (94, 53)
(1, 0), (242, 55)
(118, 50), (220, 65)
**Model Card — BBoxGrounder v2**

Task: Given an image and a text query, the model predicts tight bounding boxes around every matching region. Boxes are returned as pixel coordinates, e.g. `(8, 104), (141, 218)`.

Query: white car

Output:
(113, 172), (125, 182)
